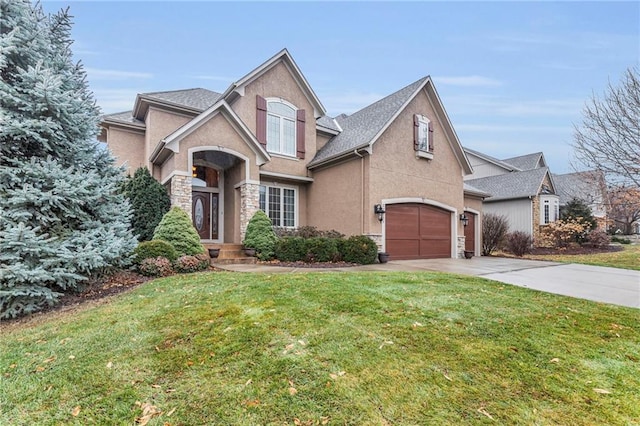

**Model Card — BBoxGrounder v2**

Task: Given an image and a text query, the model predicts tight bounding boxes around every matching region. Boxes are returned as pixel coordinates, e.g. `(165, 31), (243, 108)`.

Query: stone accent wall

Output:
(365, 233), (383, 252)
(457, 236), (466, 259)
(240, 182), (260, 241)
(532, 196), (542, 246)
(170, 175), (193, 218)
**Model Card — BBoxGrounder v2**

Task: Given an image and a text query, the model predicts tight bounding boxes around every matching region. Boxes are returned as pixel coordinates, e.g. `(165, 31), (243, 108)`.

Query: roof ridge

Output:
(142, 87), (221, 96)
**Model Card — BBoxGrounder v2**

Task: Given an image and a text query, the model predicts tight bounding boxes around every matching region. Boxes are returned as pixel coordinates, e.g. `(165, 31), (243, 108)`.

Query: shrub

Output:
(153, 207), (204, 256)
(174, 253), (210, 273)
(538, 219), (590, 248)
(505, 231), (532, 257)
(482, 213), (509, 255)
(274, 226), (345, 239)
(133, 240), (178, 265)
(243, 210), (278, 260)
(304, 237), (341, 263)
(341, 235), (378, 264)
(275, 237), (307, 262)
(560, 198), (597, 232)
(121, 167), (171, 242)
(586, 229), (611, 248)
(138, 257), (174, 277)
(612, 236), (631, 244)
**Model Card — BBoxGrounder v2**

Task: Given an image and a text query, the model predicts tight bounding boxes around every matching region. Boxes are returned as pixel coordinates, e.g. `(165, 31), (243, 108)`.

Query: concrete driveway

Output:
(219, 257), (640, 308)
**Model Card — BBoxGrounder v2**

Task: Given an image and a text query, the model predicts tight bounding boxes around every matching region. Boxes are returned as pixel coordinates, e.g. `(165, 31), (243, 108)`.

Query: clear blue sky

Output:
(42, 1), (639, 174)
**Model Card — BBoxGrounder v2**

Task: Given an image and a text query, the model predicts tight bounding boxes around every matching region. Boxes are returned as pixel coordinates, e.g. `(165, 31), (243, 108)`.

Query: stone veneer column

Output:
(170, 175), (193, 218)
(240, 182), (260, 241)
(365, 233), (383, 252)
(532, 197), (541, 246)
(457, 236), (466, 259)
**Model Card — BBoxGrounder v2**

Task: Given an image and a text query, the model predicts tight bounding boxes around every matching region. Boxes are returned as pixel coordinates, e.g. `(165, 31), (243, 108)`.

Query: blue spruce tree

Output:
(0, 0), (137, 318)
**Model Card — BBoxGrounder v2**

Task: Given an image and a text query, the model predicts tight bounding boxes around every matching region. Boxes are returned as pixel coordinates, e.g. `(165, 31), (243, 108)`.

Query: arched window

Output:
(267, 100), (297, 156)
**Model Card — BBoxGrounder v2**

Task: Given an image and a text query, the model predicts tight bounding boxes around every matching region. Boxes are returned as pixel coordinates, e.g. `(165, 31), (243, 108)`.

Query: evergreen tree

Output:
(122, 167), (171, 241)
(560, 198), (597, 231)
(0, 1), (136, 318)
(153, 207), (204, 256)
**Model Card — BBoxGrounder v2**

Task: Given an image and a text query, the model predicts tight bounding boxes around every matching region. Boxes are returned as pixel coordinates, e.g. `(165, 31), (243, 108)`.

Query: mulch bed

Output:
(527, 245), (624, 256)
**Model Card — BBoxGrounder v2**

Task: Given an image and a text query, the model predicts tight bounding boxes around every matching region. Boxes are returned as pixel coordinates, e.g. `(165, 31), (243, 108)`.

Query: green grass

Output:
(2, 271), (639, 425)
(523, 244), (640, 270)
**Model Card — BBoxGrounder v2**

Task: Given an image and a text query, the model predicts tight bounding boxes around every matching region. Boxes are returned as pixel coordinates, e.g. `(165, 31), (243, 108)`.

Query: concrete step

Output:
(205, 243), (256, 265)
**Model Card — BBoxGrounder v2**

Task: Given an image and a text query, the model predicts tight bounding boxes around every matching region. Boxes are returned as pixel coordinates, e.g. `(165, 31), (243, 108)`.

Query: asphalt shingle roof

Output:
(501, 152), (543, 171)
(309, 77), (429, 166)
(466, 167), (550, 201)
(141, 88), (222, 111)
(101, 111), (145, 127)
(552, 171), (599, 205)
(316, 115), (341, 132)
(464, 147), (518, 171)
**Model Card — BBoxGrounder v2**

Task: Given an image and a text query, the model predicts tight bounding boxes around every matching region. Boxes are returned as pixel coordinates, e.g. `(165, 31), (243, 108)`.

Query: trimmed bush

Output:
(505, 231), (532, 257)
(585, 229), (611, 248)
(243, 210), (277, 261)
(274, 226), (345, 239)
(153, 207), (204, 256)
(133, 240), (178, 265)
(482, 213), (509, 255)
(174, 254), (210, 273)
(275, 237), (307, 262)
(341, 235), (378, 264)
(304, 237), (340, 263)
(138, 257), (174, 277)
(612, 236), (631, 244)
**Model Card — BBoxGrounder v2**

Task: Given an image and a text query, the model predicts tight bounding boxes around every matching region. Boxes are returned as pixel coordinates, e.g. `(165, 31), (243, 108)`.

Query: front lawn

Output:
(2, 271), (639, 425)
(520, 244), (640, 270)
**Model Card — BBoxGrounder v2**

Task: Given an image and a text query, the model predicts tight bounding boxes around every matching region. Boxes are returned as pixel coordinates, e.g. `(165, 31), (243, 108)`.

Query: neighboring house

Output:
(552, 171), (608, 229)
(100, 49), (482, 259)
(464, 148), (559, 243)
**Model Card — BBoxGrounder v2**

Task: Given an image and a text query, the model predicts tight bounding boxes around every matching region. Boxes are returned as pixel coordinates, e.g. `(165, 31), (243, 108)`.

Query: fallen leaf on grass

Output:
(44, 356), (56, 363)
(412, 322), (423, 328)
(443, 371), (452, 381)
(550, 358), (560, 363)
(245, 379), (252, 386)
(166, 407), (176, 416)
(477, 407), (494, 420)
(329, 371), (346, 379)
(243, 399), (260, 407)
(71, 406), (81, 417)
(289, 387), (298, 395)
(35, 366), (45, 372)
(593, 388), (612, 394)
(379, 340), (394, 349)
(106, 361), (113, 369)
(135, 401), (162, 425)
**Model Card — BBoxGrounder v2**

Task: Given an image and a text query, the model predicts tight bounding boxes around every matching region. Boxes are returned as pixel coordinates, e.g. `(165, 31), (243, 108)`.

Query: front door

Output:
(192, 192), (219, 240)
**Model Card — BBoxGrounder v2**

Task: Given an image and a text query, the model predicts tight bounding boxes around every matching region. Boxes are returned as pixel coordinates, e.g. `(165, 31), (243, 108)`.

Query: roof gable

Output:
(149, 100), (270, 166)
(132, 88), (222, 120)
(502, 152), (546, 171)
(309, 77), (472, 174)
(464, 147), (518, 172)
(220, 48), (326, 118)
(466, 167), (554, 201)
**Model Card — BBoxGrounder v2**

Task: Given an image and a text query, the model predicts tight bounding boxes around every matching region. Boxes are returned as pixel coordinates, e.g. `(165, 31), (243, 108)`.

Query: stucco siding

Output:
(484, 198), (533, 235)
(146, 107), (193, 169)
(105, 128), (145, 175)
(368, 88), (465, 240)
(232, 62), (317, 178)
(307, 158), (364, 236)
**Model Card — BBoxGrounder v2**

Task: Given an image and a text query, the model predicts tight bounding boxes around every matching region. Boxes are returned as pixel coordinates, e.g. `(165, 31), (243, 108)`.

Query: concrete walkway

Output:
(216, 257), (640, 308)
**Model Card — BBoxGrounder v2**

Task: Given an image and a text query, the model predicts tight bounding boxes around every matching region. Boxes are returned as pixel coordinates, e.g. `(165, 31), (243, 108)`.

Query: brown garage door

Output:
(386, 203), (451, 260)
(464, 212), (476, 252)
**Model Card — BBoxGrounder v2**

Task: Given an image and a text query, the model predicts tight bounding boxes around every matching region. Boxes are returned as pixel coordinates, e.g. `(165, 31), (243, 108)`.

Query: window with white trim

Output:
(544, 200), (550, 224)
(267, 100), (296, 156)
(259, 184), (296, 227)
(416, 115), (430, 152)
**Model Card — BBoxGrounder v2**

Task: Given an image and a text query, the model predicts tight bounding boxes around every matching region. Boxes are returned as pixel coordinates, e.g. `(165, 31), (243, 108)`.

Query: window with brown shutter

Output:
(296, 109), (305, 159)
(256, 95), (267, 148)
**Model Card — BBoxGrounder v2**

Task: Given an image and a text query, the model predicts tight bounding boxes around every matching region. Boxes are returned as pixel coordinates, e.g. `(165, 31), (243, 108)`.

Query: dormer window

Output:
(267, 100), (297, 157)
(256, 95), (306, 159)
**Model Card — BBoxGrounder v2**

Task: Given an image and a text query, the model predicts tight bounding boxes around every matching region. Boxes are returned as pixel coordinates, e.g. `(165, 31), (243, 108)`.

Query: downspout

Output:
(354, 149), (365, 234)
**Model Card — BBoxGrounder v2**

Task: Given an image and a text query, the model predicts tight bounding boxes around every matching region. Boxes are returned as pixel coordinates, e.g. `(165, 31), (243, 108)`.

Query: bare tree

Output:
(608, 186), (640, 234)
(572, 67), (640, 187)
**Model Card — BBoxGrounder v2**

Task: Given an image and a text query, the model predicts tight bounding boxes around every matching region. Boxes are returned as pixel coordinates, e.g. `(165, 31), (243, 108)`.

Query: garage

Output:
(385, 203), (452, 260)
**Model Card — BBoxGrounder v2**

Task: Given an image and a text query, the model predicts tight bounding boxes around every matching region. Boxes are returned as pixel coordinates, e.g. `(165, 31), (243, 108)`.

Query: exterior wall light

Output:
(374, 204), (386, 222)
(460, 213), (469, 227)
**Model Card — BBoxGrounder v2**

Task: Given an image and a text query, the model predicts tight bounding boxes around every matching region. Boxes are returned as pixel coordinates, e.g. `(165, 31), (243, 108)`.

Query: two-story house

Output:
(100, 49), (482, 259)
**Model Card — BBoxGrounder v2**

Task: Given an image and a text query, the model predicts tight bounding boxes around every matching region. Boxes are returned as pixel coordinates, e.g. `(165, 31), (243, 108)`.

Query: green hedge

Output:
(341, 235), (378, 264)
(133, 240), (178, 264)
(274, 234), (378, 264)
(304, 237), (340, 263)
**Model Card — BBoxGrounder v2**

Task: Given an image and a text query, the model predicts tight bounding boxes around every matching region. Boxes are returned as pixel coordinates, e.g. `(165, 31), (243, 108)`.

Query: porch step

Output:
(204, 243), (257, 266)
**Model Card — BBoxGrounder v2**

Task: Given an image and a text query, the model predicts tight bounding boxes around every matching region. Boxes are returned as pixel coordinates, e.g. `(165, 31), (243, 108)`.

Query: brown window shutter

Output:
(428, 121), (434, 152)
(413, 114), (420, 151)
(429, 122), (433, 152)
(296, 109), (305, 159)
(256, 95), (267, 148)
